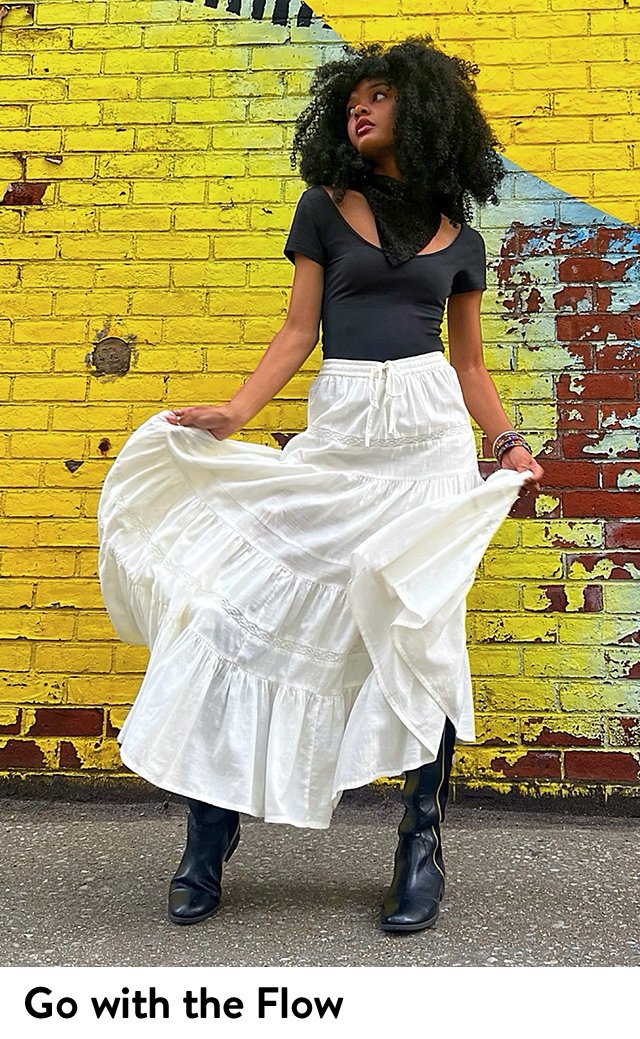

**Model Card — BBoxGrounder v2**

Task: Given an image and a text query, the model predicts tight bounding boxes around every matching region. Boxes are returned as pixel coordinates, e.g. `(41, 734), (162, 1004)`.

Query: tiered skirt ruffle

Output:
(97, 354), (529, 827)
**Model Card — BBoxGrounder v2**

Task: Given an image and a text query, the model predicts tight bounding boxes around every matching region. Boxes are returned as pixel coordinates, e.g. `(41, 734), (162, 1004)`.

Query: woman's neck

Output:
(371, 156), (403, 180)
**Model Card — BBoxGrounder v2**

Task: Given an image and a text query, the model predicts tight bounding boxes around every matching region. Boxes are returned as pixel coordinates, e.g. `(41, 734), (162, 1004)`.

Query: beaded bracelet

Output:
(492, 430), (530, 453)
(494, 434), (531, 456)
(492, 430), (533, 465)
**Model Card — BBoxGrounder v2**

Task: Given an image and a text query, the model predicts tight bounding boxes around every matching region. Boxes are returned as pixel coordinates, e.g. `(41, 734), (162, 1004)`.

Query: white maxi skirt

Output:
(97, 352), (530, 829)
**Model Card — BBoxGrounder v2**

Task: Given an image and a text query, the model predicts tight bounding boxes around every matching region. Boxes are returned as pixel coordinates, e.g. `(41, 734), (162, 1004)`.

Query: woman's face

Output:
(345, 77), (398, 160)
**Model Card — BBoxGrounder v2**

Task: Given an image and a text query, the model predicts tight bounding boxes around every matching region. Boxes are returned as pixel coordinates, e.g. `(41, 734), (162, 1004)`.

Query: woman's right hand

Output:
(499, 444), (545, 495)
(165, 404), (242, 440)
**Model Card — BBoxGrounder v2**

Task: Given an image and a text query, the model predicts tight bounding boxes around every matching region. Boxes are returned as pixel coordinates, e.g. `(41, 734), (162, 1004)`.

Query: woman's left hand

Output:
(499, 445), (545, 496)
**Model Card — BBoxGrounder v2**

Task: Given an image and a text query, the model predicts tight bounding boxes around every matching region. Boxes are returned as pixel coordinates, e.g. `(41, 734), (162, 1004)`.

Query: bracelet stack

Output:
(492, 430), (533, 465)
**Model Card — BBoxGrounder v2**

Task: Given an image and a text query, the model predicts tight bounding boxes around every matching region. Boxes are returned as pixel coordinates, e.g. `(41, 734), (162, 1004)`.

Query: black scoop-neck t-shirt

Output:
(283, 185), (486, 363)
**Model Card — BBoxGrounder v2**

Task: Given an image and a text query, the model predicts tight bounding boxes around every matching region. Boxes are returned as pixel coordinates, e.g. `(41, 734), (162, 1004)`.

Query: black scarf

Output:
(359, 170), (443, 268)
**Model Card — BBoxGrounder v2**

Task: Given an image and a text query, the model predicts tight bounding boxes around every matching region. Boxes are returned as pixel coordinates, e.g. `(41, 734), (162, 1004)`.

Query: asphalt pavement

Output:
(1, 791), (638, 967)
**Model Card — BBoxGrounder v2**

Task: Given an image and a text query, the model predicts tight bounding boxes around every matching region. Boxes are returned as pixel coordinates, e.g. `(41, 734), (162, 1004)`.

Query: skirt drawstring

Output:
(364, 361), (407, 447)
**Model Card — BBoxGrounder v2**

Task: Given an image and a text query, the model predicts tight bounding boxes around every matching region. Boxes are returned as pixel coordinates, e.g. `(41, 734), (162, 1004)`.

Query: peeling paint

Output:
(602, 408), (640, 430)
(271, 431), (298, 448)
(618, 629), (640, 646)
(1, 9), (638, 801)
(617, 469), (640, 490)
(568, 556), (640, 581)
(0, 4), (34, 25)
(544, 521), (603, 549)
(583, 431), (640, 458)
(564, 584), (603, 613)
(1, 182), (48, 206)
(535, 494), (561, 517)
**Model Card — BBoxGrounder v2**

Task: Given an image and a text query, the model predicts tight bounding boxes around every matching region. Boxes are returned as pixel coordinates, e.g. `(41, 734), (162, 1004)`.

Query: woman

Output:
(97, 35), (544, 934)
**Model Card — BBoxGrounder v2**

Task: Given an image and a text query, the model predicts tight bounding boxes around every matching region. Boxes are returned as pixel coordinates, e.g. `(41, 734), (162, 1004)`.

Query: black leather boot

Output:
(168, 798), (240, 925)
(380, 718), (456, 933)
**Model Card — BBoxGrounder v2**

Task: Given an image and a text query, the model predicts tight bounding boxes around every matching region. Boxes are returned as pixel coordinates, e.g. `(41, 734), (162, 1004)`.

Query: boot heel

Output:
(224, 825), (240, 863)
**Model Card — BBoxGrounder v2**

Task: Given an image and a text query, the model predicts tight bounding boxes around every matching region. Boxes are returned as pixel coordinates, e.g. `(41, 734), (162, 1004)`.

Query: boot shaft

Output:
(398, 718), (456, 836)
(172, 799), (240, 885)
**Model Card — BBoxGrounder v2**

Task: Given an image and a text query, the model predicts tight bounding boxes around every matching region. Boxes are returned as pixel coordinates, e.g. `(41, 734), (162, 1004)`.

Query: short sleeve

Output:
(450, 227), (486, 295)
(283, 189), (326, 267)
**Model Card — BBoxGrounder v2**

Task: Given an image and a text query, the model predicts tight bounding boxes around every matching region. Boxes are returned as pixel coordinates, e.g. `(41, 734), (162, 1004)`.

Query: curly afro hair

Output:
(289, 35), (506, 224)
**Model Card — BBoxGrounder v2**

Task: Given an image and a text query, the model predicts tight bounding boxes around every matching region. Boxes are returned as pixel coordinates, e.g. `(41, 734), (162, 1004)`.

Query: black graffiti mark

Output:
(181, 0), (321, 28)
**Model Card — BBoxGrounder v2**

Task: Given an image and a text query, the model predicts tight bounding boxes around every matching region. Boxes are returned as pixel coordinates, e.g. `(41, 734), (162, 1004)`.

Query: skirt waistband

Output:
(315, 352), (453, 448)
(318, 351), (448, 379)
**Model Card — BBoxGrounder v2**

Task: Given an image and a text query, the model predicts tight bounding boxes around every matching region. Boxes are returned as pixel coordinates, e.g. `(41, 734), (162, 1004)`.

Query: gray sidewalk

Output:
(1, 793), (638, 967)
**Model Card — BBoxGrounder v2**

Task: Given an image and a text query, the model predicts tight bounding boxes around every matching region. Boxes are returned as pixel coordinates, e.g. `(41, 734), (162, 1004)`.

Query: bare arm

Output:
(446, 290), (544, 490)
(167, 253), (324, 437)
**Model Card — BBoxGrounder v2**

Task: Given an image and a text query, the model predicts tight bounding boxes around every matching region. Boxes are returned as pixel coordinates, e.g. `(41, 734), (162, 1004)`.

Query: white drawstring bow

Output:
(364, 361), (406, 447)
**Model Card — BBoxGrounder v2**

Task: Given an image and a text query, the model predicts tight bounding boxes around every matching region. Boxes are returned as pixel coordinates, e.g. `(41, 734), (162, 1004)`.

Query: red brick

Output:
(564, 491), (640, 518)
(0, 739), (45, 769)
(556, 314), (633, 342)
(597, 226), (640, 255)
(601, 463), (640, 489)
(600, 403), (640, 428)
(581, 585), (606, 606)
(59, 741), (82, 769)
(490, 751), (562, 779)
(502, 287), (541, 316)
(567, 551), (640, 578)
(595, 344), (640, 371)
(618, 628), (640, 646)
(27, 707), (103, 737)
(271, 432), (298, 448)
(0, 711), (21, 735)
(479, 462), (544, 520)
(594, 286), (613, 310)
(563, 343), (595, 367)
(560, 433), (598, 459)
(558, 227), (599, 257)
(564, 750), (640, 782)
(552, 285), (594, 311)
(557, 404), (599, 431)
(558, 257), (634, 283)
(538, 585), (569, 612)
(541, 460), (599, 488)
(562, 432), (637, 460)
(608, 717), (640, 747)
(521, 720), (601, 748)
(537, 438), (564, 460)
(105, 714), (120, 737)
(508, 492), (539, 519)
(534, 584), (603, 613)
(581, 585), (604, 611)
(605, 521), (640, 548)
(557, 372), (636, 400)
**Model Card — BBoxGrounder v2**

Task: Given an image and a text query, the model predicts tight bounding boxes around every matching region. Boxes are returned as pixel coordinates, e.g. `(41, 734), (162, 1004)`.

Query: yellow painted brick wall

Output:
(1, 0), (638, 800)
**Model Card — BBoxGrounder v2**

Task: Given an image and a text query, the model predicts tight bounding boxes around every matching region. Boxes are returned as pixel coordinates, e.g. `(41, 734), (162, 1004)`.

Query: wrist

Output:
(499, 443), (531, 465)
(222, 400), (251, 427)
(492, 429), (533, 465)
